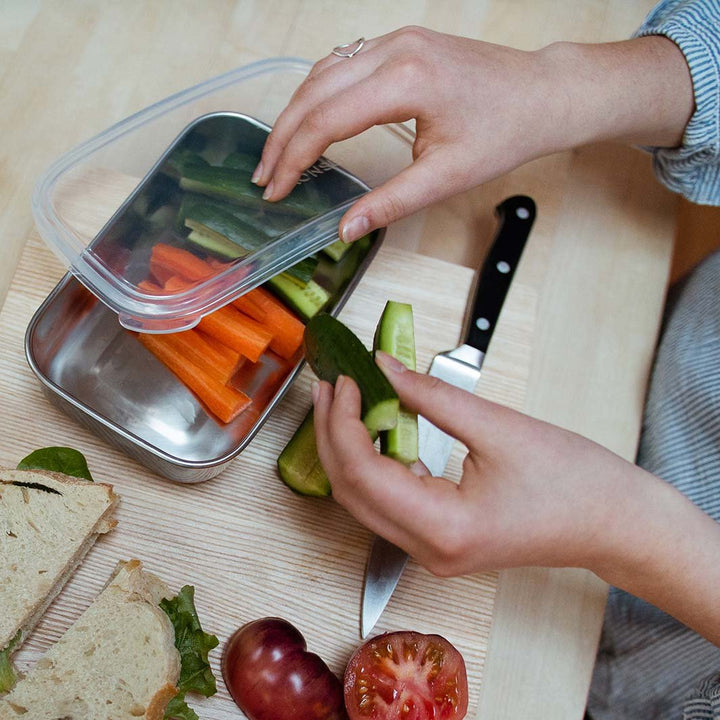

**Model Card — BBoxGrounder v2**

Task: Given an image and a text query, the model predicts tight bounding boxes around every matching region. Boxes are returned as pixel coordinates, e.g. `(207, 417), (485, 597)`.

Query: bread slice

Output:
(0, 468), (118, 656)
(0, 559), (181, 720)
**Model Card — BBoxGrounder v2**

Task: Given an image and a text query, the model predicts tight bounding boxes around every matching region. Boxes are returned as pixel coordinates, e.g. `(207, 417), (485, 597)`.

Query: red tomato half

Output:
(343, 631), (468, 720)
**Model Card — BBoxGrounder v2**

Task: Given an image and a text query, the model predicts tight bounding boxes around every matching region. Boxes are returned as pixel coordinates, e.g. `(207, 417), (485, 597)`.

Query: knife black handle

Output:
(463, 195), (536, 353)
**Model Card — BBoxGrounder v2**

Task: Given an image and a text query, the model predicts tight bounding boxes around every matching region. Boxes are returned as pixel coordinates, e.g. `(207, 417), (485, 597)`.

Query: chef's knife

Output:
(361, 194), (536, 638)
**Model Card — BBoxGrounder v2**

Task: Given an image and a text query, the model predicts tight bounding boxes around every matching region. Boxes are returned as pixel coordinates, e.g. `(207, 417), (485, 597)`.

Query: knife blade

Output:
(361, 194), (537, 638)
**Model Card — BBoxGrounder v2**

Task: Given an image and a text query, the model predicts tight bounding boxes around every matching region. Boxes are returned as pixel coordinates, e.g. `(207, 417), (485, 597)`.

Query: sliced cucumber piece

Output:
(373, 301), (418, 465)
(178, 163), (318, 219)
(267, 275), (330, 321)
(185, 222), (248, 259)
(322, 238), (352, 262)
(277, 409), (331, 497)
(303, 313), (399, 433)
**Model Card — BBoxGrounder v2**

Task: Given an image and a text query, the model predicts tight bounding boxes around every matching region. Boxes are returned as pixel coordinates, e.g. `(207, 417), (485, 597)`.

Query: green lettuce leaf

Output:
(163, 693), (199, 720)
(160, 586), (218, 719)
(17, 447), (93, 481)
(0, 631), (22, 693)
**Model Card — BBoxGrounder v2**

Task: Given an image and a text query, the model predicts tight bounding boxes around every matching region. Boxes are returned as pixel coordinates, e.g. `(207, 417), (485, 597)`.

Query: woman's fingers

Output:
(373, 350), (521, 457)
(312, 377), (468, 561)
(259, 63), (424, 201)
(255, 35), (392, 186)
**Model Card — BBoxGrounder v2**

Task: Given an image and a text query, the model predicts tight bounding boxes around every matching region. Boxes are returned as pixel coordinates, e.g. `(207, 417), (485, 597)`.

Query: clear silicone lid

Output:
(31, 58), (413, 332)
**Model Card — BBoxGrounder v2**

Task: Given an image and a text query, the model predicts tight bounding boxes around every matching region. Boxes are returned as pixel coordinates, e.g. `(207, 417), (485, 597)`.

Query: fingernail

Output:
(340, 215), (370, 243)
(311, 381), (320, 404)
(251, 161), (264, 184)
(262, 179), (274, 200)
(335, 375), (346, 394)
(375, 350), (406, 375)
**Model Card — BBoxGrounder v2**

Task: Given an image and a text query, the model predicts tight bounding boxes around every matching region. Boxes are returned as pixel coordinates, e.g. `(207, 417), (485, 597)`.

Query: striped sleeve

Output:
(683, 673), (720, 719)
(634, 0), (720, 205)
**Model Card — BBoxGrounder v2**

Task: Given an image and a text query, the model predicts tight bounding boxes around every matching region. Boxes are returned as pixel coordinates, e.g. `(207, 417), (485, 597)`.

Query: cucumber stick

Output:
(277, 308), (411, 497)
(277, 409), (331, 497)
(374, 301), (418, 465)
(304, 313), (399, 433)
(277, 407), (379, 497)
(267, 274), (330, 321)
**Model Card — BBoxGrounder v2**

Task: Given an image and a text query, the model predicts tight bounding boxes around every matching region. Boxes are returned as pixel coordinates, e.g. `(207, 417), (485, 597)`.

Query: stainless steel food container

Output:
(24, 236), (381, 482)
(26, 58), (411, 481)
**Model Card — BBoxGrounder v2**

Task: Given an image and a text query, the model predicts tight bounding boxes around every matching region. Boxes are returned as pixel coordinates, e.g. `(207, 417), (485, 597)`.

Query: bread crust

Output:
(0, 467), (119, 652)
(0, 560), (182, 719)
(145, 682), (181, 720)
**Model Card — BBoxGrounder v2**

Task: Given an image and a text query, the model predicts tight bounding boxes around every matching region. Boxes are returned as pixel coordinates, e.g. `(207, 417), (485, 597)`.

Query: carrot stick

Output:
(197, 305), (273, 363)
(138, 332), (251, 424)
(197, 330), (247, 372)
(137, 279), (165, 294)
(163, 275), (198, 293)
(149, 259), (176, 286)
(233, 290), (268, 322)
(158, 329), (243, 385)
(150, 243), (214, 281)
(233, 287), (305, 359)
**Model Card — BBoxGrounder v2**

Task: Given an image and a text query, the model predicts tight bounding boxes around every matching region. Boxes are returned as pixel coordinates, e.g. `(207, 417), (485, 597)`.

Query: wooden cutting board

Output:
(0, 230), (511, 718)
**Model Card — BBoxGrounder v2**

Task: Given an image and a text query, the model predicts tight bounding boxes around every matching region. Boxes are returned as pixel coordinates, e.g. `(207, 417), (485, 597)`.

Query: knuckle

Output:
(422, 374), (451, 398)
(387, 53), (425, 89)
(372, 189), (408, 225)
(424, 535), (470, 578)
(311, 54), (334, 74)
(396, 25), (432, 47)
(302, 103), (334, 136)
(419, 517), (473, 578)
(328, 455), (369, 500)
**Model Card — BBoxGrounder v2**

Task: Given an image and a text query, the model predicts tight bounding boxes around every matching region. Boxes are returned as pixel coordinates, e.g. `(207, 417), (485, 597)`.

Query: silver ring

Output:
(332, 37), (365, 58)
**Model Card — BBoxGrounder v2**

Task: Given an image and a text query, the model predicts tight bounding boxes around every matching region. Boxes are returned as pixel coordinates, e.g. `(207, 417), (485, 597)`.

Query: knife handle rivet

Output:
(476, 317), (491, 331)
(516, 206), (530, 220)
(496, 260), (511, 274)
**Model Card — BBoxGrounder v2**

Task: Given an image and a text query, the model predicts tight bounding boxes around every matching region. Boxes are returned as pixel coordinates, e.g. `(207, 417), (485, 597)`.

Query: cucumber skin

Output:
(374, 301), (417, 372)
(277, 409), (331, 497)
(303, 313), (399, 433)
(268, 275), (330, 321)
(374, 301), (419, 465)
(277, 406), (380, 497)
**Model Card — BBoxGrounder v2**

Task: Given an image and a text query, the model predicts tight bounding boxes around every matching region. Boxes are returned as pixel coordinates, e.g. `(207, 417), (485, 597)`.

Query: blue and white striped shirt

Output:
(587, 2), (720, 718)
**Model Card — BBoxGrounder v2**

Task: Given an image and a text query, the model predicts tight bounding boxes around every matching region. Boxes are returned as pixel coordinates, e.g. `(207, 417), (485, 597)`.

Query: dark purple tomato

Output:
(222, 617), (346, 720)
(344, 631), (469, 720)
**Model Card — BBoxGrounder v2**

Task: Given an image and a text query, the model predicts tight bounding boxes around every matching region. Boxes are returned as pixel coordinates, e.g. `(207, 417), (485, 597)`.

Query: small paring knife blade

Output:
(360, 195), (537, 638)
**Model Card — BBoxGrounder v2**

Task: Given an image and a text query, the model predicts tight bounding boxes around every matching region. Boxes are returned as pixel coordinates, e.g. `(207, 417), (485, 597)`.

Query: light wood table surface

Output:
(0, 2), (687, 718)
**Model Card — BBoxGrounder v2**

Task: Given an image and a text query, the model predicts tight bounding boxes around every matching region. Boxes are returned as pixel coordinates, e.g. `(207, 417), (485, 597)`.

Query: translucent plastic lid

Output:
(32, 58), (413, 332)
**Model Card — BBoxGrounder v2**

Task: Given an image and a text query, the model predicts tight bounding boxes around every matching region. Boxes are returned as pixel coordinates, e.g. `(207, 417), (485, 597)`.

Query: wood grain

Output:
(0, 234), (499, 719)
(0, 2), (679, 719)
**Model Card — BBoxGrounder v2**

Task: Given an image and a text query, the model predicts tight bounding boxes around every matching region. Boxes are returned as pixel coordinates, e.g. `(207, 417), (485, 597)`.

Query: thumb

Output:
(339, 154), (457, 242)
(375, 350), (512, 453)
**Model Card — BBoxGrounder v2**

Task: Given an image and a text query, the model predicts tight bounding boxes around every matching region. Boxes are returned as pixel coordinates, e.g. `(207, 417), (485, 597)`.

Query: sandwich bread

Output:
(0, 559), (182, 720)
(0, 468), (118, 660)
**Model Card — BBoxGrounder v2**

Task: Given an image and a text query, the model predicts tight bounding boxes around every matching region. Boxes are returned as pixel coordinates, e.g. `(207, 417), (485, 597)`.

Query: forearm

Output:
(592, 465), (720, 645)
(538, 35), (694, 151)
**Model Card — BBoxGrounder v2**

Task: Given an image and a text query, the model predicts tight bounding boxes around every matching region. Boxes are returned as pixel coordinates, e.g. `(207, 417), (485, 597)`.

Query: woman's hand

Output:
(255, 27), (567, 242)
(254, 27), (692, 243)
(312, 350), (645, 577)
(312, 351), (720, 645)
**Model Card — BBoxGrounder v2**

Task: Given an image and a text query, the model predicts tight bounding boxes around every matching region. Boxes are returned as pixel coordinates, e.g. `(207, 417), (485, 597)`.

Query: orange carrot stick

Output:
(149, 259), (176, 286)
(233, 289), (268, 322)
(159, 329), (243, 385)
(138, 332), (251, 424)
(150, 243), (215, 281)
(197, 330), (246, 372)
(137, 279), (165, 294)
(197, 305), (273, 363)
(163, 275), (198, 293)
(233, 287), (305, 359)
